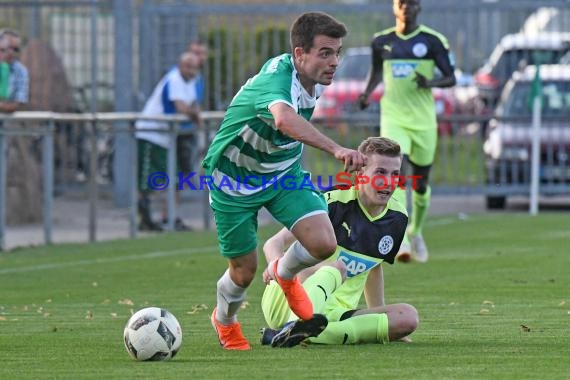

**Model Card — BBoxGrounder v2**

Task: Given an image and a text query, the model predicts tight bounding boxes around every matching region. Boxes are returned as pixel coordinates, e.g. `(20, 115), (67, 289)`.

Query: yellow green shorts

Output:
(380, 121), (437, 166)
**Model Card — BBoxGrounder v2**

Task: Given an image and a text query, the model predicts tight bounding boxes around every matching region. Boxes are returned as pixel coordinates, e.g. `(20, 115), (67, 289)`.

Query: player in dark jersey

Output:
(358, 0), (456, 263)
(260, 137), (418, 346)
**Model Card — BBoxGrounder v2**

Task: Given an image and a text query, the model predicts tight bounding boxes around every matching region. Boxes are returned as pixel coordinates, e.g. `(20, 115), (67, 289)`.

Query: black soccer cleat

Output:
(260, 326), (279, 346)
(269, 313), (328, 348)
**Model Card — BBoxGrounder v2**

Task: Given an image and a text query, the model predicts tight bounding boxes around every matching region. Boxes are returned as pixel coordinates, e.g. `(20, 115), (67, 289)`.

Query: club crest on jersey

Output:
(391, 62), (418, 78)
(378, 235), (394, 256)
(412, 42), (428, 57)
(338, 250), (377, 277)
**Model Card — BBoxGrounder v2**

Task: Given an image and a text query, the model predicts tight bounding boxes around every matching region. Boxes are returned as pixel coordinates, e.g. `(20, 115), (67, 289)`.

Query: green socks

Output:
(308, 313), (389, 345)
(409, 186), (431, 235)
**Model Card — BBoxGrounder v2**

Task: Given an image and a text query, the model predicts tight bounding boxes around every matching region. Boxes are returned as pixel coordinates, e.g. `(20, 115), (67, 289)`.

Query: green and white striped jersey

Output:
(202, 53), (322, 196)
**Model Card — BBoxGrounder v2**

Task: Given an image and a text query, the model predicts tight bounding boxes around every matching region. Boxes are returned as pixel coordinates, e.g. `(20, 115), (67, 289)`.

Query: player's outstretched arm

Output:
(270, 102), (341, 155)
(413, 71), (456, 89)
(270, 102), (367, 172)
(417, 38), (457, 89)
(358, 43), (384, 110)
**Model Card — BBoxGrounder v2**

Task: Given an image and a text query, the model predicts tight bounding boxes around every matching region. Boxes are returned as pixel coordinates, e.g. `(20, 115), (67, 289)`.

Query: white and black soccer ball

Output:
(123, 307), (183, 361)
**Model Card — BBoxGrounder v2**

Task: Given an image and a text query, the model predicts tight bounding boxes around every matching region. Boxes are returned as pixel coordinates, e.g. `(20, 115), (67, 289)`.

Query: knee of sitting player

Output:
(388, 303), (419, 338)
(398, 303), (419, 334)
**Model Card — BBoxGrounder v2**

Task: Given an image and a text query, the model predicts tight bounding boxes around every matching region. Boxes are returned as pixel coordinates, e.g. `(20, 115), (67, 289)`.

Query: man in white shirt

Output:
(136, 52), (201, 231)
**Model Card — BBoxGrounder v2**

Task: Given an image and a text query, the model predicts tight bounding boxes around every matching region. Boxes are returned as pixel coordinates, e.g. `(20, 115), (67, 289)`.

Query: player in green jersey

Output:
(202, 12), (367, 350)
(260, 137), (418, 346)
(358, 0), (456, 263)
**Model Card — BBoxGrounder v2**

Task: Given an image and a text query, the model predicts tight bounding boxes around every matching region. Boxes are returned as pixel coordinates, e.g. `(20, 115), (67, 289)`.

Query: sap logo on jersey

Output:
(338, 250), (377, 277)
(391, 62), (418, 78)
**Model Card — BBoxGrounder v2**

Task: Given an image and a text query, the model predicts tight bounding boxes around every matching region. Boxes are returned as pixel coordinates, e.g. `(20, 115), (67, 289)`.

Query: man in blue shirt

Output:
(0, 29), (28, 113)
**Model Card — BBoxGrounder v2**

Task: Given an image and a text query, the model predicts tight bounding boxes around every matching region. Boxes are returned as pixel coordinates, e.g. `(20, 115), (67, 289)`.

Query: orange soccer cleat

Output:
(211, 308), (251, 350)
(269, 259), (314, 321)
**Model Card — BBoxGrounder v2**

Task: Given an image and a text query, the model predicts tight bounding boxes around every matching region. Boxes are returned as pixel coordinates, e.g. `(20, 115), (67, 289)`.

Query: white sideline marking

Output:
(0, 246), (219, 275)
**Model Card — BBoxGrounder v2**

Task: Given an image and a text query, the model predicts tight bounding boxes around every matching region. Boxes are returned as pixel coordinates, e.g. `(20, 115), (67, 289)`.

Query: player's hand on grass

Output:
(335, 148), (367, 172)
(357, 93), (370, 110)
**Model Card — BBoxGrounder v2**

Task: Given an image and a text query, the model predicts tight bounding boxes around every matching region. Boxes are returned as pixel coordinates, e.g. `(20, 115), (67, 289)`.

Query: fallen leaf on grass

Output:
(85, 311), (93, 320)
(558, 300), (566, 307)
(520, 324), (531, 332)
(110, 313), (118, 318)
(240, 301), (250, 310)
(118, 299), (134, 306)
(187, 304), (208, 315)
(482, 300), (495, 308)
(479, 308), (491, 315)
(0, 316), (6, 321)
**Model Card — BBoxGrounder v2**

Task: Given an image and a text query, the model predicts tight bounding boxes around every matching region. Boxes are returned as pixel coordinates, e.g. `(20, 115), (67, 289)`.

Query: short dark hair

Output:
(358, 137), (401, 158)
(290, 12), (347, 53)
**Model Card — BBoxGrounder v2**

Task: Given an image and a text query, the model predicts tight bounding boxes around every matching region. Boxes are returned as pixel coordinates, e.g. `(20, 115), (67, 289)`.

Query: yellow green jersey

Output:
(372, 25), (455, 131)
(324, 186), (408, 310)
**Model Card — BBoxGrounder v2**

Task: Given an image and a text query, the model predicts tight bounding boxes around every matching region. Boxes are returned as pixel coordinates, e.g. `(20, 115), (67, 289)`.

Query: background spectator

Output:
(136, 51), (202, 231)
(0, 28), (29, 113)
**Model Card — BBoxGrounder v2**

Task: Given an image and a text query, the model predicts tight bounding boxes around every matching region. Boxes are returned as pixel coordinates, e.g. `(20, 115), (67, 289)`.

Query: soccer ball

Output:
(123, 307), (183, 361)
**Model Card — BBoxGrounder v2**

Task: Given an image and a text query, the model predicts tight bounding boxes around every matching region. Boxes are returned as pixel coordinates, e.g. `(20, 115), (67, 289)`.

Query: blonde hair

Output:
(357, 136), (401, 157)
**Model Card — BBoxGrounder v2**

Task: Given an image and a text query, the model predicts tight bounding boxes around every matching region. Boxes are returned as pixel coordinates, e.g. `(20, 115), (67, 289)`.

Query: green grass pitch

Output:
(0, 214), (568, 379)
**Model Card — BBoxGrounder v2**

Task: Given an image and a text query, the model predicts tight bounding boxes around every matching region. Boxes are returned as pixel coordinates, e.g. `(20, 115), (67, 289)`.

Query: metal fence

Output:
(0, 111), (225, 250)
(2, 110), (569, 249)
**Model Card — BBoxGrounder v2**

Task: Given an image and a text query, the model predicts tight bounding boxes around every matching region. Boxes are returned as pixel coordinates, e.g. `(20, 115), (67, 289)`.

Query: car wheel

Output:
(486, 195), (506, 210)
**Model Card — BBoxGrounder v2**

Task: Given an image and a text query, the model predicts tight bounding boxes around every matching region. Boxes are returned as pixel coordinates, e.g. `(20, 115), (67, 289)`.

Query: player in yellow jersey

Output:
(260, 137), (418, 346)
(359, 0), (456, 263)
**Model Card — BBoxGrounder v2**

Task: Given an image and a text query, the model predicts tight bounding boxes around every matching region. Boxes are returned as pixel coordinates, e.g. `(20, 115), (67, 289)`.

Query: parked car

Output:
(483, 64), (570, 209)
(312, 47), (456, 135)
(520, 7), (570, 35)
(474, 32), (570, 110)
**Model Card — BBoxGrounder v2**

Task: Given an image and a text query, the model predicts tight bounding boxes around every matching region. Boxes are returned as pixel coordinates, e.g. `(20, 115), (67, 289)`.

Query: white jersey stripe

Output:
(239, 125), (300, 154)
(223, 145), (298, 174)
